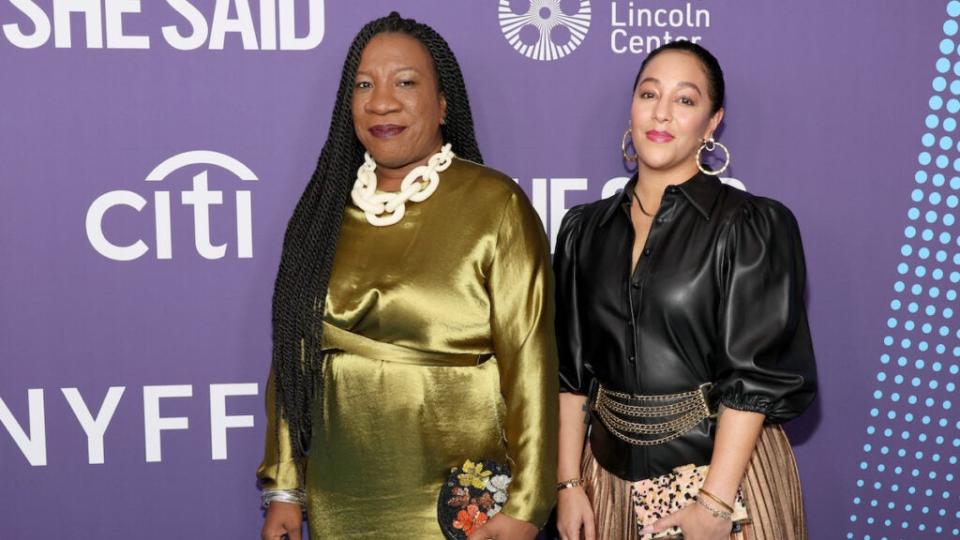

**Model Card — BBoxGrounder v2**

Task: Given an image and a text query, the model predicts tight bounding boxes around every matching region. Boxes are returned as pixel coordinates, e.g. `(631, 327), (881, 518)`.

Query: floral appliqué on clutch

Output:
(437, 459), (511, 540)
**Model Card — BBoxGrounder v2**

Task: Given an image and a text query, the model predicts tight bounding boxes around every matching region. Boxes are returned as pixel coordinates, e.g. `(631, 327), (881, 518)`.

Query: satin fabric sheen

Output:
(554, 172), (817, 481)
(257, 158), (559, 538)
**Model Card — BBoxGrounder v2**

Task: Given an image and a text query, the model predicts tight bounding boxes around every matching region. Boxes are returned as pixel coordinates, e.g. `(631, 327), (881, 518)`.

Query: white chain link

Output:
(350, 143), (454, 226)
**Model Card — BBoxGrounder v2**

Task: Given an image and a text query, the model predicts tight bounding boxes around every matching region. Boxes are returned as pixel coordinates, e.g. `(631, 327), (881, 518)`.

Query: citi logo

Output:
(498, 0), (591, 61)
(85, 151), (256, 261)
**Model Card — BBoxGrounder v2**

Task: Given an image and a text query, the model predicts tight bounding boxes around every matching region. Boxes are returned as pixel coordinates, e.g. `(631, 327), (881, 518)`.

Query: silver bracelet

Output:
(694, 495), (732, 521)
(261, 488), (305, 510)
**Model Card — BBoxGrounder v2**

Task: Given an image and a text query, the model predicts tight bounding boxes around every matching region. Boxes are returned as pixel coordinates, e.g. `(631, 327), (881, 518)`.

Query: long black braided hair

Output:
(270, 11), (484, 468)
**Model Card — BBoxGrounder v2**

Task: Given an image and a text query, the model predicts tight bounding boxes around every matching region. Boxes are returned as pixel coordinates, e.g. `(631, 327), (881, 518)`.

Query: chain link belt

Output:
(592, 382), (716, 446)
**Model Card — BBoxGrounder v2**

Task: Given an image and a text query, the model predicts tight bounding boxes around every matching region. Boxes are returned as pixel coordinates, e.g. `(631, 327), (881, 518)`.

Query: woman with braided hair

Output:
(256, 12), (558, 540)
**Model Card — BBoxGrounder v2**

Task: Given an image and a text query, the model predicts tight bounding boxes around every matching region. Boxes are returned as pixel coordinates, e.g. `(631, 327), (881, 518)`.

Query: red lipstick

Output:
(369, 124), (406, 138)
(645, 130), (674, 143)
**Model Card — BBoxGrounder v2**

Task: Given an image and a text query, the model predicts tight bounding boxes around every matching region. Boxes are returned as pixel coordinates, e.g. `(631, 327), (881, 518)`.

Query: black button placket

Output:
(619, 201), (640, 371)
(627, 186), (678, 384)
(624, 185), (677, 385)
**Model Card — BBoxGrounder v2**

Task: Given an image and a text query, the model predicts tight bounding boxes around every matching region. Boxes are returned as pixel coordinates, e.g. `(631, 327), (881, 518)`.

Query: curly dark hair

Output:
(269, 11), (483, 470)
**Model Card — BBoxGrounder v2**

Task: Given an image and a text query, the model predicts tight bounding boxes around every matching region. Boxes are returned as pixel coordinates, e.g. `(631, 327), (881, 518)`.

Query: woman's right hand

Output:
(261, 501), (303, 540)
(556, 486), (596, 540)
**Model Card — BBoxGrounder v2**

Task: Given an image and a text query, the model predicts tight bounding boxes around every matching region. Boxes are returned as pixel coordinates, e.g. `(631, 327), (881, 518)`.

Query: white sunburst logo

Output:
(498, 0), (591, 61)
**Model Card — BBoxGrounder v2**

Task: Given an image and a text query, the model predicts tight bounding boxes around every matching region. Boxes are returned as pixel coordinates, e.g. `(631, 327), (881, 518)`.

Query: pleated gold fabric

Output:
(581, 442), (640, 540)
(257, 158), (559, 539)
(739, 426), (807, 540)
(581, 425), (806, 540)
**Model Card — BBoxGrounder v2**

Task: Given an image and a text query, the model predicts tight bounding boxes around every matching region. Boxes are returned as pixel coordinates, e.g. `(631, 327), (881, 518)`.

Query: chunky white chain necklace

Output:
(350, 143), (455, 226)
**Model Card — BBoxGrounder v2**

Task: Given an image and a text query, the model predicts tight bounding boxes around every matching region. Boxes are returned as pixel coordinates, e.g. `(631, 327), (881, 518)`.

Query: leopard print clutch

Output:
(632, 463), (749, 539)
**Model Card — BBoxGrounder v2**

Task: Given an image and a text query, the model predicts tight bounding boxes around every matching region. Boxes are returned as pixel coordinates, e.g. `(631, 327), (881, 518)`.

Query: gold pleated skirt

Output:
(304, 329), (508, 539)
(581, 425), (807, 540)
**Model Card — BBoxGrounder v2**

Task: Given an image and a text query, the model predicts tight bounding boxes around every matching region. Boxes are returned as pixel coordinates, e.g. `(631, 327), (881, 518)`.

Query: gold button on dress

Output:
(257, 158), (559, 539)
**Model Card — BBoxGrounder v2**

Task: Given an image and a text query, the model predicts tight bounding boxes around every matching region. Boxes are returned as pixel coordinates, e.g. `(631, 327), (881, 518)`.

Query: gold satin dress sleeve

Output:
(485, 189), (560, 524)
(258, 158), (558, 538)
(255, 369), (303, 492)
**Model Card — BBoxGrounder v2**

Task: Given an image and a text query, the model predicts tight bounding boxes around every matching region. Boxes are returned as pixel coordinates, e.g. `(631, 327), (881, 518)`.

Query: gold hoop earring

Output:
(621, 128), (638, 162)
(696, 137), (731, 176)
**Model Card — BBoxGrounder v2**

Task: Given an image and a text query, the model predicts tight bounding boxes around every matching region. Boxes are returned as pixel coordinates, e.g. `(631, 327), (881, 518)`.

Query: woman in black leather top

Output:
(554, 42), (817, 540)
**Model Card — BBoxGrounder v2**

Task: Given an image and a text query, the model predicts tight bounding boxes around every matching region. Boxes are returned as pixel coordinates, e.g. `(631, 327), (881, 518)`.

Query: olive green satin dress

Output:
(257, 158), (559, 539)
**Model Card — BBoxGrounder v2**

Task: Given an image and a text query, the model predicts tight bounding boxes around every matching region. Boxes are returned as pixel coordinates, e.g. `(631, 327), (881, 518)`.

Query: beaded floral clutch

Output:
(632, 463), (749, 539)
(437, 459), (511, 540)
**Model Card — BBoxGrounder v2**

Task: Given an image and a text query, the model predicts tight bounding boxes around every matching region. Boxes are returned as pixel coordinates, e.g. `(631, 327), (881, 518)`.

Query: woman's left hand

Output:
(466, 512), (539, 540)
(644, 502), (731, 540)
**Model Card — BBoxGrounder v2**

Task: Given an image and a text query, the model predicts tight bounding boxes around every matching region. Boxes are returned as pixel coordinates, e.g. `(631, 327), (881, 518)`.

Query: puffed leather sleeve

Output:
(553, 205), (593, 395)
(713, 197), (817, 423)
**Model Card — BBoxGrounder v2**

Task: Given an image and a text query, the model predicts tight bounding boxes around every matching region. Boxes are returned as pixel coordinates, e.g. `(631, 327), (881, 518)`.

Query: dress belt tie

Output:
(592, 383), (715, 447)
(321, 321), (491, 367)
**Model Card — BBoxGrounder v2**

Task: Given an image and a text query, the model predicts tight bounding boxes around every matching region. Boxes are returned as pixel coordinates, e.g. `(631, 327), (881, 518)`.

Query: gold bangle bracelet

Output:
(698, 487), (735, 514)
(556, 478), (584, 491)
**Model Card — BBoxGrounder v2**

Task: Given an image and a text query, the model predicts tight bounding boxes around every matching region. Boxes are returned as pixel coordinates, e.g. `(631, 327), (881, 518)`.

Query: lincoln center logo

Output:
(498, 0), (591, 61)
(85, 151), (256, 261)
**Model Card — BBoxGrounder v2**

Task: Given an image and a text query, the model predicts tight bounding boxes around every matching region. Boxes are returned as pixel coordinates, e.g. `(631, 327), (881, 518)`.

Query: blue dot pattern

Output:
(849, 3), (960, 538)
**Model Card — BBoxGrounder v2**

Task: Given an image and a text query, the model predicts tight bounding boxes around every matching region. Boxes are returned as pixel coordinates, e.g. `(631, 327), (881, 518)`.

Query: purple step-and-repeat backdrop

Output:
(1, 1), (958, 538)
